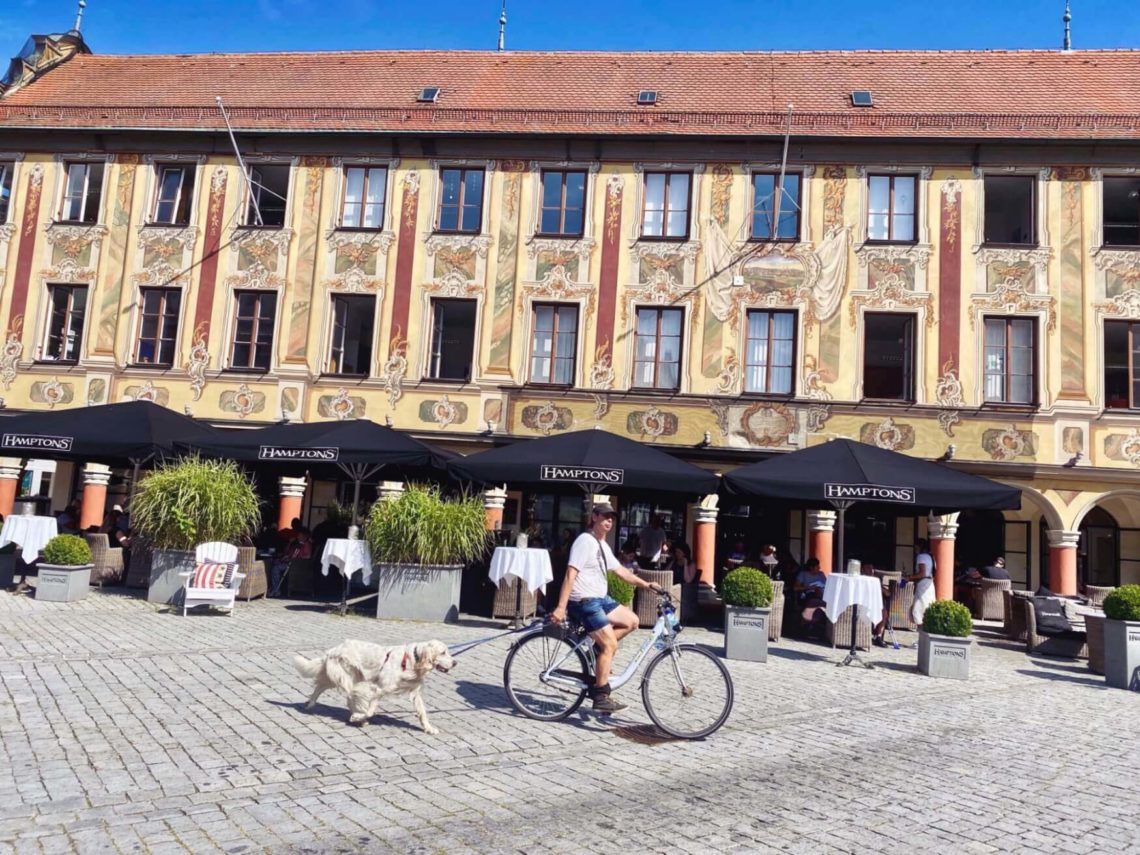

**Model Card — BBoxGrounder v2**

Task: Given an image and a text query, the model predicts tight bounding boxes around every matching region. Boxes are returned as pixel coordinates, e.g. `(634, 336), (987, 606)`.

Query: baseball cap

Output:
(591, 502), (617, 517)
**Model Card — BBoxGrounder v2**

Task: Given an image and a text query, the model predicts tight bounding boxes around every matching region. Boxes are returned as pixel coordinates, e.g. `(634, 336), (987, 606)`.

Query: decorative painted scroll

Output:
(94, 156), (138, 355)
(6, 163), (44, 335)
(388, 171), (420, 351)
(938, 177), (962, 375)
(488, 161), (525, 373)
(1055, 168), (1088, 399)
(595, 173), (623, 365)
(285, 158), (326, 363)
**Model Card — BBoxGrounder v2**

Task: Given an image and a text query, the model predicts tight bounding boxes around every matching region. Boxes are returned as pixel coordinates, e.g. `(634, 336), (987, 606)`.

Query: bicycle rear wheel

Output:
(641, 643), (733, 739)
(503, 631), (590, 721)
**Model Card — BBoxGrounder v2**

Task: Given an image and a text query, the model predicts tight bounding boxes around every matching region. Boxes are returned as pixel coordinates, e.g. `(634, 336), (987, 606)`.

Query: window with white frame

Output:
(863, 313), (915, 401)
(151, 164), (196, 226)
(867, 174), (916, 242)
(0, 162), (13, 223)
(58, 161), (105, 224)
(751, 172), (800, 241)
(436, 168), (484, 233)
(327, 294), (374, 375)
(134, 288), (181, 366)
(1104, 320), (1140, 409)
(42, 284), (87, 363)
(428, 299), (478, 381)
(340, 166), (388, 229)
(538, 170), (587, 237)
(1103, 177), (1140, 247)
(641, 172), (691, 239)
(984, 316), (1036, 404)
(229, 291), (277, 371)
(529, 303), (578, 385)
(245, 164), (290, 227)
(983, 176), (1036, 246)
(633, 306), (683, 390)
(744, 310), (795, 394)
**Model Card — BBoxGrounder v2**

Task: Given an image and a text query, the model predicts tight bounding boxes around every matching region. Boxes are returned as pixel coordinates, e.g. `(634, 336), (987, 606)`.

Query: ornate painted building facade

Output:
(2, 39), (1140, 593)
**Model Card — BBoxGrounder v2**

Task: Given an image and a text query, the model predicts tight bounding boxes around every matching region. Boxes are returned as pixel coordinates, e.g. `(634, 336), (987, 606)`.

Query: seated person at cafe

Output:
(269, 526), (313, 597)
(726, 540), (748, 568)
(982, 556), (1010, 580)
(618, 540), (640, 571)
(759, 544), (780, 577)
(794, 557), (828, 635)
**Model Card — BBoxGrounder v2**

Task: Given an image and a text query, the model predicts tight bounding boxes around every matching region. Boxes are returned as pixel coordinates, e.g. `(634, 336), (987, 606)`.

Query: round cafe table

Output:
(489, 547), (553, 628)
(0, 515), (59, 564)
(823, 573), (884, 669)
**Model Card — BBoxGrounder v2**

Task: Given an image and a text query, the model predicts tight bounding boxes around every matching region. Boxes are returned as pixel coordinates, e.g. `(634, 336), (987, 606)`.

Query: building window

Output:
(0, 162), (13, 223)
(984, 317), (1036, 404)
(42, 284), (87, 363)
(983, 175), (1035, 246)
(529, 303), (578, 385)
(538, 170), (586, 237)
(230, 291), (277, 371)
(340, 166), (387, 229)
(641, 172), (690, 239)
(58, 161), (105, 224)
(429, 299), (478, 381)
(134, 288), (182, 366)
(327, 294), (374, 375)
(863, 313), (915, 401)
(1103, 177), (1140, 247)
(437, 168), (484, 233)
(1104, 320), (1140, 409)
(744, 310), (795, 394)
(633, 306), (683, 390)
(245, 164), (290, 227)
(751, 172), (800, 240)
(867, 174), (916, 242)
(152, 164), (196, 226)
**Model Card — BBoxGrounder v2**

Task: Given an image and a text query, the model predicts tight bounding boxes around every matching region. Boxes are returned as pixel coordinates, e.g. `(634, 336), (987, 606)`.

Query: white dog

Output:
(293, 639), (455, 734)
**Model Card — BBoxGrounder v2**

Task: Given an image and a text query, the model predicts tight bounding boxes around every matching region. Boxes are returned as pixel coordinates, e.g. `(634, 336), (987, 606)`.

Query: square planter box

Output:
(375, 563), (462, 623)
(36, 564), (92, 602)
(917, 630), (972, 680)
(724, 605), (770, 662)
(1104, 619), (1140, 691)
(148, 549), (196, 605)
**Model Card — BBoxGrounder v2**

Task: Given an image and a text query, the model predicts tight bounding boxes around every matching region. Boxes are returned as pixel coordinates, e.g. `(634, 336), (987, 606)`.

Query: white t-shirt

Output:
(915, 552), (934, 578)
(568, 532), (621, 601)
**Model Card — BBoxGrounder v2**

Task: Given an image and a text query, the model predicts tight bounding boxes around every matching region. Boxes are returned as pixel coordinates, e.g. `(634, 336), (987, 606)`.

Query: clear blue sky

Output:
(1, 0), (1138, 55)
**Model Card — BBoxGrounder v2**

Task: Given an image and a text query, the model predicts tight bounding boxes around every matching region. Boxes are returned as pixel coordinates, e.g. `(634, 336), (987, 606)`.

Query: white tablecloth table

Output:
(0, 515), (59, 564)
(320, 538), (374, 585)
(489, 547), (553, 594)
(823, 574), (884, 627)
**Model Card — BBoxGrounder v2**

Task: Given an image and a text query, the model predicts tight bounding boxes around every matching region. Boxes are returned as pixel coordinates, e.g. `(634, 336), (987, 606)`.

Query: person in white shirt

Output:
(908, 539), (936, 626)
(551, 503), (661, 714)
(637, 515), (667, 568)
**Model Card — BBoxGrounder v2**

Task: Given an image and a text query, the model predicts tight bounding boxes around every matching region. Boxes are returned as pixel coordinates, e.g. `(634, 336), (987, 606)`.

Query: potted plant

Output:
(607, 571), (635, 609)
(129, 457), (260, 605)
(35, 534), (93, 602)
(917, 600), (973, 680)
(1102, 584), (1140, 691)
(722, 567), (774, 663)
(365, 484), (489, 622)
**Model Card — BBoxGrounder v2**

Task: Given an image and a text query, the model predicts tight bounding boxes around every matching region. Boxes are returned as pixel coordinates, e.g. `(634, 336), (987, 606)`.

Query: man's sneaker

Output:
(592, 694), (628, 714)
(873, 636), (887, 648)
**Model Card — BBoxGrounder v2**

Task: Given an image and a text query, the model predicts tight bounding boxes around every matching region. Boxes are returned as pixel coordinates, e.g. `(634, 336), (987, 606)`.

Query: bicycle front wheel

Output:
(641, 643), (733, 739)
(503, 632), (590, 721)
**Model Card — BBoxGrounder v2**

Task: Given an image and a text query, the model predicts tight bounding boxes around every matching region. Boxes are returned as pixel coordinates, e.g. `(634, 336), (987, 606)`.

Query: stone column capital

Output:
(278, 475), (307, 498)
(806, 509), (837, 532)
(1046, 529), (1081, 549)
(82, 462), (112, 487)
(0, 457), (22, 480)
(483, 486), (507, 510)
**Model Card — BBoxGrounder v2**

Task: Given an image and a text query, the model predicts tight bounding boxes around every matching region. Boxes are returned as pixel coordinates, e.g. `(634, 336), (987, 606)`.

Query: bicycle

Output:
(502, 591), (734, 739)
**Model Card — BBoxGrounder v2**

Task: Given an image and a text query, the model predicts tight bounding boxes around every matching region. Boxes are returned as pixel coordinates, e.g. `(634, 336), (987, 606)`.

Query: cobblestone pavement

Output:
(1, 587), (1137, 855)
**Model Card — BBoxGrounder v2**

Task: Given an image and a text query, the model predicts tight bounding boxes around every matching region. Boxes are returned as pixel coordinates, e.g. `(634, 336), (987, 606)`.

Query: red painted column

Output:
(189, 166), (229, 359)
(483, 486), (506, 532)
(928, 514), (959, 601)
(387, 171), (421, 361)
(277, 476), (306, 532)
(937, 176), (963, 381)
(0, 458), (22, 517)
(806, 510), (836, 574)
(79, 464), (112, 531)
(694, 500), (718, 586)
(1047, 530), (1080, 596)
(5, 163), (45, 339)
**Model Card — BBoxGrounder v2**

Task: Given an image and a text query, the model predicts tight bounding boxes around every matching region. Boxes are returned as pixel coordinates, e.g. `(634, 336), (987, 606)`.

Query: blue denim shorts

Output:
(568, 596), (620, 632)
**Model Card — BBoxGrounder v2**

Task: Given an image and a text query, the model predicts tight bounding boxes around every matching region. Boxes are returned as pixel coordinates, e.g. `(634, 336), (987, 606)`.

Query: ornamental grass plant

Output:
(364, 484), (489, 567)
(922, 600), (973, 637)
(1103, 584), (1140, 622)
(722, 567), (774, 609)
(607, 570), (635, 606)
(130, 457), (261, 551)
(41, 534), (92, 566)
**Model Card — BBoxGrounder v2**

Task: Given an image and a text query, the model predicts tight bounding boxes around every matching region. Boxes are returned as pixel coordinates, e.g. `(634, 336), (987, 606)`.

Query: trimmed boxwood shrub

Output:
(1103, 584), (1140, 622)
(607, 571), (635, 607)
(722, 567), (774, 609)
(41, 534), (92, 567)
(922, 600), (973, 637)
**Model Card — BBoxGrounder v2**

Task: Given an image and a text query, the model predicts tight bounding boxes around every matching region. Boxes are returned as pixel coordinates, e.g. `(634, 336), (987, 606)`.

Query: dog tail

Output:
(293, 654), (324, 679)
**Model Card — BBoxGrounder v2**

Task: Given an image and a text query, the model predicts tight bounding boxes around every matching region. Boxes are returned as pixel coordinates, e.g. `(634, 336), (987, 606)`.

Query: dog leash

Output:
(447, 620), (543, 658)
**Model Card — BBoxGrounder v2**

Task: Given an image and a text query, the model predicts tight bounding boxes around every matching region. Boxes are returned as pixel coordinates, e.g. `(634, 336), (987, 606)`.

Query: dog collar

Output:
(402, 652), (410, 671)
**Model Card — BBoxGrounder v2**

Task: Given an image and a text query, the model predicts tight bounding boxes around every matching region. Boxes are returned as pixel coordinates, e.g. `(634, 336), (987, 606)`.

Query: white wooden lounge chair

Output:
(178, 542), (243, 616)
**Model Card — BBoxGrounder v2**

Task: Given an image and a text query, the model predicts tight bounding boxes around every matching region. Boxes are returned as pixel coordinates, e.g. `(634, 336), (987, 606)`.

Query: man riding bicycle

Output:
(550, 502), (661, 714)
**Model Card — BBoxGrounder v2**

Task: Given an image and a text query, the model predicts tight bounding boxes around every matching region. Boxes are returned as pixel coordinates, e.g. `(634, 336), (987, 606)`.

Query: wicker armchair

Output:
(1085, 614), (1106, 675)
(975, 578), (1011, 621)
(1006, 590), (1034, 642)
(83, 534), (125, 587)
(634, 570), (677, 627)
(1024, 598), (1088, 659)
(285, 558), (320, 599)
(125, 537), (153, 589)
(492, 576), (538, 621)
(235, 546), (267, 601)
(827, 605), (873, 650)
(887, 579), (916, 631)
(1085, 585), (1114, 608)
(769, 580), (784, 642)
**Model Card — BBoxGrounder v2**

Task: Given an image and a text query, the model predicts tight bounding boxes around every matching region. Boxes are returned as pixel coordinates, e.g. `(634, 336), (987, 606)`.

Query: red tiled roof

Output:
(2, 49), (1140, 139)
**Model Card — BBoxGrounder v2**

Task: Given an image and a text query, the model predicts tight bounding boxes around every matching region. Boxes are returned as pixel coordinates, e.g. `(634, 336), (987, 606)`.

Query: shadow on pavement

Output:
(266, 698), (424, 731)
(1015, 669), (1106, 688)
(768, 646), (831, 663)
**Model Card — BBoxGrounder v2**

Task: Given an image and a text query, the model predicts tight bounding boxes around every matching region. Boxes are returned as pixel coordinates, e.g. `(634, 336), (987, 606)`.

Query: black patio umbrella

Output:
(723, 438), (1020, 571)
(447, 428), (719, 498)
(0, 400), (222, 504)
